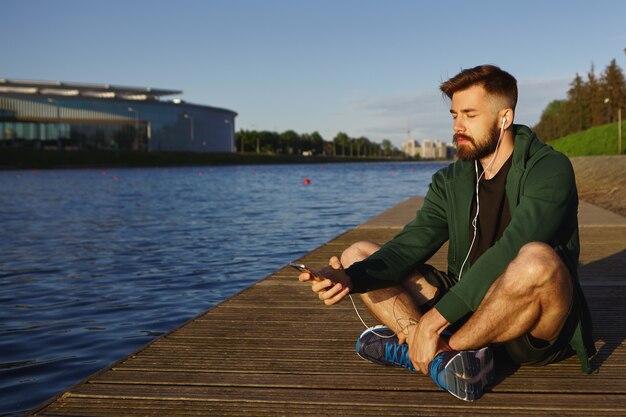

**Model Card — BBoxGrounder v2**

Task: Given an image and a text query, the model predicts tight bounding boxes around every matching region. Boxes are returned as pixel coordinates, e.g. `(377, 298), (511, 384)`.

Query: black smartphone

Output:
(288, 262), (321, 279)
(289, 261), (337, 283)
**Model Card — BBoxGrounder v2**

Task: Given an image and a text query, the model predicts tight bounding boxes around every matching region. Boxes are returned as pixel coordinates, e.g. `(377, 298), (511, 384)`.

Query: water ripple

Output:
(0, 161), (444, 416)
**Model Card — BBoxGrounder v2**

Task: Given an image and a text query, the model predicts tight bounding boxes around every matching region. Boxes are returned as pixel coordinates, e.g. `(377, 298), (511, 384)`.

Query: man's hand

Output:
(407, 308), (450, 374)
(298, 256), (351, 305)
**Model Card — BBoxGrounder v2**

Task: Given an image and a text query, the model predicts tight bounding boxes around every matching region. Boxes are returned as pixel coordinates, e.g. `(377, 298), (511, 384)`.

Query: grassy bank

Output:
(0, 149), (406, 170)
(550, 122), (624, 156)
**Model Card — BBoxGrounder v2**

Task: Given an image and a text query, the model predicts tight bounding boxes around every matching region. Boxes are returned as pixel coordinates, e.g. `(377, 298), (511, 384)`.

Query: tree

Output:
(534, 58), (626, 141)
(309, 131), (325, 154)
(259, 130), (279, 153)
(602, 59), (626, 123)
(567, 73), (590, 132)
(333, 132), (350, 156)
(587, 64), (606, 126)
(235, 129), (257, 152)
(237, 128), (391, 157)
(280, 130), (300, 154)
(533, 100), (567, 141)
(382, 139), (393, 156)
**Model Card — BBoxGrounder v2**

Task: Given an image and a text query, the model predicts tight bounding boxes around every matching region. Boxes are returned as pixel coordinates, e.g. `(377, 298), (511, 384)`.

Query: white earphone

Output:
(458, 113), (507, 281)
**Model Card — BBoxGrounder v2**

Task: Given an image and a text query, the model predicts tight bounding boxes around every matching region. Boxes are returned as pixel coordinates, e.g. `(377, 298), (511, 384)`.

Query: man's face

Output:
(450, 85), (501, 161)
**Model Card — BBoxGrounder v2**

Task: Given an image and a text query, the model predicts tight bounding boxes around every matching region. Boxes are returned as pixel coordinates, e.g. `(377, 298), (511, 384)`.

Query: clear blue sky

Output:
(3, 0), (626, 147)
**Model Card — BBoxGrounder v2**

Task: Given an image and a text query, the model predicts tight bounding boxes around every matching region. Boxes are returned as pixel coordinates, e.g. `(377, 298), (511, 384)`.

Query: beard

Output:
(454, 121), (501, 161)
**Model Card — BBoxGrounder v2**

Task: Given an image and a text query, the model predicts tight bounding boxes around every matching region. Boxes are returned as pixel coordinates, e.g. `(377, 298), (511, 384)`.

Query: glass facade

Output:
(0, 93), (237, 153)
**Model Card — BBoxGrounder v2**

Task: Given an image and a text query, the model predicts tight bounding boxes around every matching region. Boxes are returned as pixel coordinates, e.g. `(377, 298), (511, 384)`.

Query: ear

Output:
(500, 108), (514, 129)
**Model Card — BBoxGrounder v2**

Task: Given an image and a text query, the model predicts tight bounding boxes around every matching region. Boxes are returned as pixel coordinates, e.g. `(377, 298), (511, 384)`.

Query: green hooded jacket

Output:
(346, 125), (596, 373)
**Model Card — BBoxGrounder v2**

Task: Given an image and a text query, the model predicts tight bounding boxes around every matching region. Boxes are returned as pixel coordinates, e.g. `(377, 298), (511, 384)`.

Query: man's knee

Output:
(505, 242), (570, 294)
(518, 242), (563, 280)
(340, 241), (380, 268)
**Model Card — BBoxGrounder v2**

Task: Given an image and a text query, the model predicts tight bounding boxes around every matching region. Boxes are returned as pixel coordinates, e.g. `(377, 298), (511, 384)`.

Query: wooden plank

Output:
(41, 385), (626, 414)
(34, 397), (620, 417)
(87, 367), (626, 394)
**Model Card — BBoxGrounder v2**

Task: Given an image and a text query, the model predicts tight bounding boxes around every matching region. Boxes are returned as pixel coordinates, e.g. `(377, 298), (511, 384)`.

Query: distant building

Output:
(402, 137), (456, 160)
(402, 139), (421, 157)
(421, 139), (435, 159)
(0, 78), (237, 153)
(435, 140), (448, 159)
(446, 143), (457, 159)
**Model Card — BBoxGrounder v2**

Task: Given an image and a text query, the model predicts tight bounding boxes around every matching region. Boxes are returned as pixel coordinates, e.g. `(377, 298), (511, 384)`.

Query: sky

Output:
(2, 0), (626, 148)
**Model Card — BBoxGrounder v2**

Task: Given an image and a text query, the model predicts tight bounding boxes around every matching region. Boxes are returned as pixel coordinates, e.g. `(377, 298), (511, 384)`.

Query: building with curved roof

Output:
(0, 78), (237, 153)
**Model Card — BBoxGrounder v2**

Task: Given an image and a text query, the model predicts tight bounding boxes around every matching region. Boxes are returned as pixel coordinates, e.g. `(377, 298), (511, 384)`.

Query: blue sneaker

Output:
(355, 326), (415, 371)
(429, 347), (494, 401)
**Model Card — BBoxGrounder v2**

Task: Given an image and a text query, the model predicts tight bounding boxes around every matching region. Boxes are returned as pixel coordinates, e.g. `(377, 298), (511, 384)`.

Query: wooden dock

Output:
(30, 198), (626, 416)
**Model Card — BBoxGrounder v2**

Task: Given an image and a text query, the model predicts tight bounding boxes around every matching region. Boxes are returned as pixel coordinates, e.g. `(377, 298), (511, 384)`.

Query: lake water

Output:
(0, 161), (445, 416)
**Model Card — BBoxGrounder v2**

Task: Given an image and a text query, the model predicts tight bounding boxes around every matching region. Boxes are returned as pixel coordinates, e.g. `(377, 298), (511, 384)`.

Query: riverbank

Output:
(2, 150), (622, 216)
(0, 149), (413, 169)
(571, 155), (626, 217)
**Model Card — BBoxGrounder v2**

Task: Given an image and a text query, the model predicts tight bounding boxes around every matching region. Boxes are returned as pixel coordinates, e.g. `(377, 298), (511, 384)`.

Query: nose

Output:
(453, 116), (465, 133)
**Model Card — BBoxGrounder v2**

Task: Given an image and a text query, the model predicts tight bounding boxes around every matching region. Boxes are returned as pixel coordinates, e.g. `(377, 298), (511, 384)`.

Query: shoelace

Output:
(384, 341), (415, 371)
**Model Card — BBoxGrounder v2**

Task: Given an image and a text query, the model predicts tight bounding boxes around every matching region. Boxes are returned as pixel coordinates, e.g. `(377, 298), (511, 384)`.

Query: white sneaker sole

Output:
(438, 347), (495, 401)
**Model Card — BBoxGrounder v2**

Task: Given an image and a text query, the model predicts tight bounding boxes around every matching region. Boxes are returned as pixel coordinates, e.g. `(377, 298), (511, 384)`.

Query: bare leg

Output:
(340, 241), (438, 343)
(449, 242), (574, 351)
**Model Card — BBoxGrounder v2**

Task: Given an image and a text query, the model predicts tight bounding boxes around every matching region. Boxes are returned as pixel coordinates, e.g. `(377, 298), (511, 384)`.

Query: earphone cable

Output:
(458, 119), (506, 281)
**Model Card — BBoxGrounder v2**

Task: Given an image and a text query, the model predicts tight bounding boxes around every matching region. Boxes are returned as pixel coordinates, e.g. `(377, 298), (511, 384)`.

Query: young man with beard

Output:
(298, 65), (595, 401)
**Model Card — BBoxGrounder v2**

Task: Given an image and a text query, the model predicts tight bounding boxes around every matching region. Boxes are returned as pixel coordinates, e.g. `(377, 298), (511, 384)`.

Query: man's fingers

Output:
(409, 351), (427, 375)
(324, 285), (350, 305)
(318, 283), (348, 305)
(297, 260), (348, 306)
(298, 272), (312, 282)
(311, 279), (333, 294)
(329, 256), (342, 270)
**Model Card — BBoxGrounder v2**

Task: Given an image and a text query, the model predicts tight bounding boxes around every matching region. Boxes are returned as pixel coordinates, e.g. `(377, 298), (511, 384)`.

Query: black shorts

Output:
(415, 264), (458, 310)
(417, 264), (575, 366)
(503, 303), (576, 366)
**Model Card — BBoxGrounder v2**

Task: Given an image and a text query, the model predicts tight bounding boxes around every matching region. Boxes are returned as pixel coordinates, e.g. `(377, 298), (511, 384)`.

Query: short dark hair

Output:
(440, 65), (518, 110)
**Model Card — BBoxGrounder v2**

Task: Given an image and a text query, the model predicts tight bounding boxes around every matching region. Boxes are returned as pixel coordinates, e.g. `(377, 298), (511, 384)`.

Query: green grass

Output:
(549, 122), (625, 156)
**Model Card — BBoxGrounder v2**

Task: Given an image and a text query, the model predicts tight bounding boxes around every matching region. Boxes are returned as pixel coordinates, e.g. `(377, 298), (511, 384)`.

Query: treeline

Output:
(534, 59), (626, 142)
(235, 130), (403, 157)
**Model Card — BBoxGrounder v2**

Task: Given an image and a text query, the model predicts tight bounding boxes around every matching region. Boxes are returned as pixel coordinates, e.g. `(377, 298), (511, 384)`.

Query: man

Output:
(298, 65), (595, 401)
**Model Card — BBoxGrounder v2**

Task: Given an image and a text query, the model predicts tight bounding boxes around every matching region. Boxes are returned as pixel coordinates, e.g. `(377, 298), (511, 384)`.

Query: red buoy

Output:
(303, 178), (311, 185)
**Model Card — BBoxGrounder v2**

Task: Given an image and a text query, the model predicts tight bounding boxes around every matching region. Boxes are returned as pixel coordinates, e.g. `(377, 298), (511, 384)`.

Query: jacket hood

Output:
(512, 124), (545, 169)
